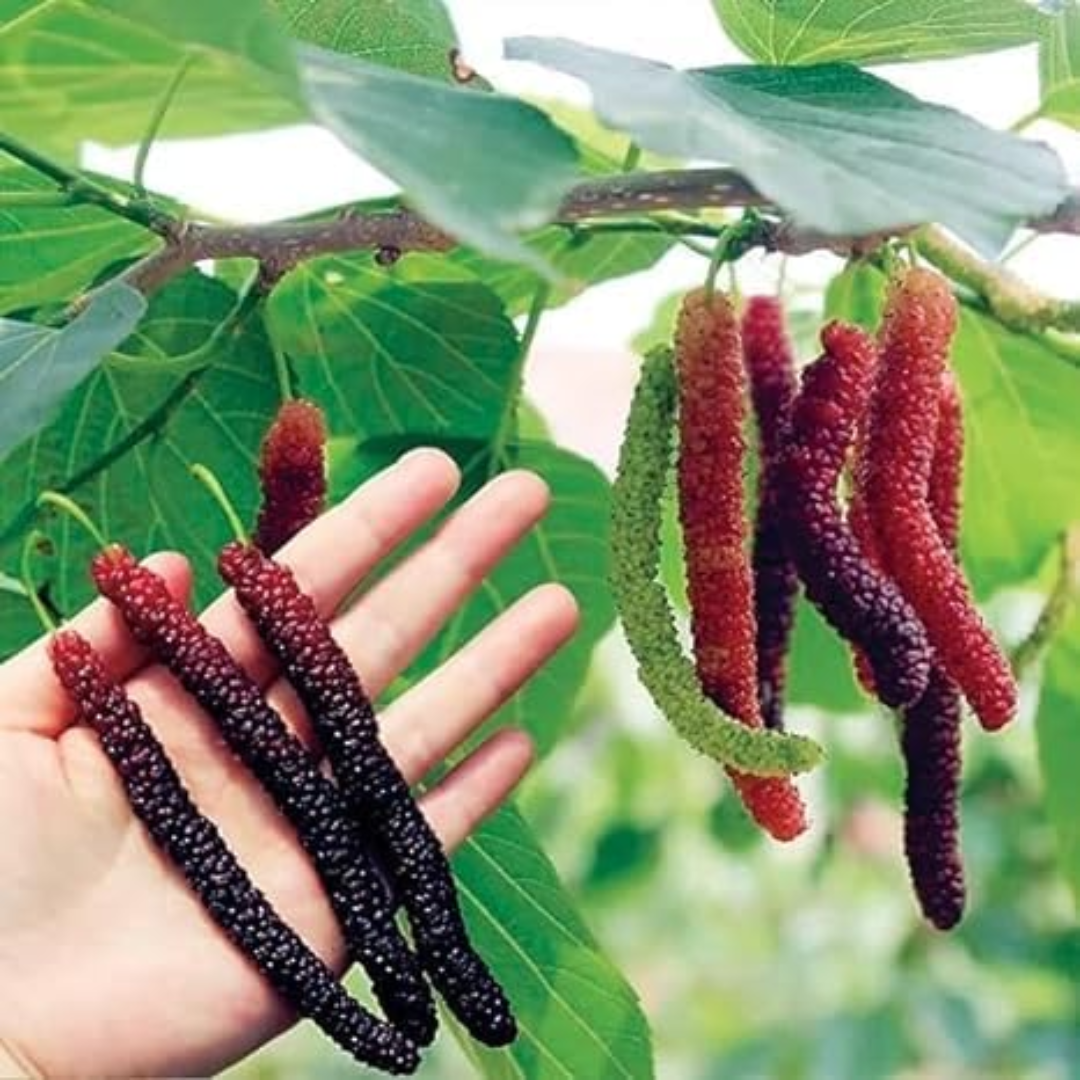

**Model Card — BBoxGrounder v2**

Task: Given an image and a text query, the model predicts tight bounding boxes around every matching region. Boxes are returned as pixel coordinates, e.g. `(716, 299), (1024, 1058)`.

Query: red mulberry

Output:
(862, 269), (1016, 730)
(255, 400), (328, 555)
(778, 322), (932, 710)
(48, 630), (420, 1075)
(217, 542), (516, 1048)
(90, 546), (435, 1045)
(742, 297), (801, 731)
(676, 290), (807, 842)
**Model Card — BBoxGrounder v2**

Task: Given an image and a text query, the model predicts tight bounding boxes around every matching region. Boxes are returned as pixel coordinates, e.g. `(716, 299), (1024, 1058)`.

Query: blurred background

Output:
(83, 3), (1080, 1076)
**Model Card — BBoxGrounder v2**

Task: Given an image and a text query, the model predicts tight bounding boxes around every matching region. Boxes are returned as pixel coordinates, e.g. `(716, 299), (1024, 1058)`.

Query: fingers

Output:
(0, 552), (192, 737)
(329, 470), (551, 698)
(422, 729), (535, 853)
(384, 584), (579, 783)
(198, 449), (461, 684)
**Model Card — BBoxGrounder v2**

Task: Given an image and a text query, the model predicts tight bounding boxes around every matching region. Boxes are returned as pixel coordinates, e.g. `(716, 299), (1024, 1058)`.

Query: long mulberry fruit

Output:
(91, 546), (436, 1045)
(675, 290), (807, 842)
(217, 542), (516, 1048)
(778, 321), (932, 710)
(255, 399), (328, 555)
(901, 370), (967, 930)
(742, 297), (801, 731)
(611, 345), (824, 778)
(862, 268), (1016, 730)
(48, 630), (420, 1075)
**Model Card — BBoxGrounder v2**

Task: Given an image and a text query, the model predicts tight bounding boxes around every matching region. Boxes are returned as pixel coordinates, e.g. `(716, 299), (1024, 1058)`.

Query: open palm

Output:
(0, 450), (578, 1079)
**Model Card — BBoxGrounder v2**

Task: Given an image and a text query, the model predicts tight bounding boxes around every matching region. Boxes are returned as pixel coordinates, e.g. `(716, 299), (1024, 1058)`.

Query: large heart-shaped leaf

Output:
(266, 253), (520, 440)
(0, 273), (281, 655)
(712, 0), (1047, 66)
(827, 264), (1080, 595)
(1040, 1), (1080, 128)
(0, 0), (301, 149)
(298, 44), (580, 268)
(506, 38), (1068, 254)
(1035, 608), (1080, 912)
(274, 0), (460, 81)
(0, 282), (146, 463)
(451, 805), (653, 1079)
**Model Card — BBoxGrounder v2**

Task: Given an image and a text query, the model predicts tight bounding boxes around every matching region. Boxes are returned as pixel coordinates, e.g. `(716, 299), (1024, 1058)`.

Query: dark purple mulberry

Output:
(48, 630), (420, 1075)
(900, 371), (966, 931)
(742, 296), (801, 731)
(90, 546), (435, 1046)
(218, 542), (516, 1048)
(255, 400), (328, 555)
(778, 322), (932, 710)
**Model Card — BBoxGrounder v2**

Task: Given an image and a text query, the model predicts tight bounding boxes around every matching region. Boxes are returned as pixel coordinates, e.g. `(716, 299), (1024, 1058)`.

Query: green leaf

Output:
(0, 273), (281, 655)
(0, 163), (158, 315)
(506, 39), (1068, 254)
(827, 263), (1080, 595)
(0, 0), (301, 149)
(0, 283), (146, 463)
(297, 44), (580, 268)
(1040, 2), (1080, 127)
(1035, 610), (1080, 912)
(712, 0), (1047, 66)
(451, 805), (653, 1079)
(273, 0), (460, 80)
(266, 254), (520, 440)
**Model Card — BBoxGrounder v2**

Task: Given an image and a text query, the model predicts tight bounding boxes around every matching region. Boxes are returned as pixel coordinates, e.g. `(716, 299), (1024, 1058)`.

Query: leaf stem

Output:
(489, 283), (550, 475)
(133, 53), (195, 194)
(1012, 527), (1080, 676)
(37, 492), (109, 550)
(0, 130), (174, 235)
(190, 463), (249, 544)
(20, 530), (57, 633)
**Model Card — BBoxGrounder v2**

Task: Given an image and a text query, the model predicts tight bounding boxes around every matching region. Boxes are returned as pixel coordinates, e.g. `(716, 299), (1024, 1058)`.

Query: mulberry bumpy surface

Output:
(901, 370), (967, 930)
(742, 297), (801, 731)
(255, 399), (328, 555)
(91, 546), (436, 1045)
(863, 268), (1016, 730)
(217, 542), (516, 1048)
(778, 322), (932, 710)
(675, 291), (807, 841)
(611, 345), (824, 778)
(48, 630), (420, 1075)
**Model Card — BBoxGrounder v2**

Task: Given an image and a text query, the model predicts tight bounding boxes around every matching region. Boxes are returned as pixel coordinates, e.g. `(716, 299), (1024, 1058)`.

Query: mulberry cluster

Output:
(90, 546), (437, 1047)
(255, 399), (328, 555)
(612, 269), (1013, 928)
(218, 541), (516, 1047)
(48, 631), (420, 1075)
(675, 291), (808, 842)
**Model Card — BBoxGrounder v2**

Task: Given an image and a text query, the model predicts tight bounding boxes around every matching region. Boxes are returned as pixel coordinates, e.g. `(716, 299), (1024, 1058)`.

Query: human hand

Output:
(0, 451), (578, 1078)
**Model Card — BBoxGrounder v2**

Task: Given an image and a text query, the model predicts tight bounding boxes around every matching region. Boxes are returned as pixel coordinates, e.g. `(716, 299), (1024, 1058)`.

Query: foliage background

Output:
(1, 1), (1078, 1077)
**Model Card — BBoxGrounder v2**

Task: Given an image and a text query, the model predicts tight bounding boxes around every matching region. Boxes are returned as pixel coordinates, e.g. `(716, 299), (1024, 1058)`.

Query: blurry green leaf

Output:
(266, 253), (519, 440)
(506, 39), (1067, 254)
(453, 805), (653, 1078)
(827, 263), (1080, 593)
(274, 0), (459, 80)
(1040, 2), (1080, 127)
(787, 598), (865, 714)
(0, 274), (280, 656)
(0, 165), (158, 315)
(0, 0), (301, 149)
(0, 282), (146, 463)
(707, 790), (764, 852)
(586, 822), (663, 891)
(712, 0), (1046, 66)
(1035, 610), (1080, 912)
(298, 44), (580, 268)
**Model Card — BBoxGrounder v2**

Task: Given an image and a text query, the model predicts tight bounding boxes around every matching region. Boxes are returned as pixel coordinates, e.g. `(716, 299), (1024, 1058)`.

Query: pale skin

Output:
(0, 450), (579, 1078)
